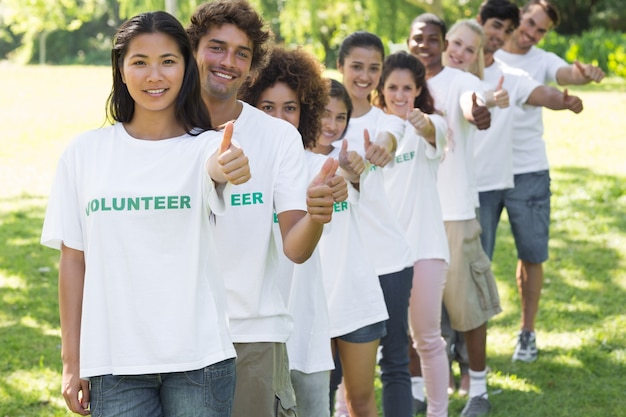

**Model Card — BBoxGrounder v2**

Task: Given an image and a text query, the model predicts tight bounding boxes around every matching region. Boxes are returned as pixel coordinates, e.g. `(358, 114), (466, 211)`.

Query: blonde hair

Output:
(443, 19), (485, 79)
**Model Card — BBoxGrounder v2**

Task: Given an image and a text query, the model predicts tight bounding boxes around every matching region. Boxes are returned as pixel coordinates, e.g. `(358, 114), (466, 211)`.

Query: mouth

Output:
(145, 88), (166, 95)
(212, 70), (235, 81)
(447, 54), (464, 67)
(391, 100), (409, 107)
(355, 81), (370, 88)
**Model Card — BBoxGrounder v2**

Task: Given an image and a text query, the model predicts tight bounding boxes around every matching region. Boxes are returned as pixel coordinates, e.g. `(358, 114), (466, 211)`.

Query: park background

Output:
(1, 0), (626, 416)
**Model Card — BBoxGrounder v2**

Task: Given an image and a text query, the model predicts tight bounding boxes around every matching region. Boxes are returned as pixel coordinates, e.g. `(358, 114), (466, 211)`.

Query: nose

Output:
(220, 49), (236, 68)
(147, 64), (163, 82)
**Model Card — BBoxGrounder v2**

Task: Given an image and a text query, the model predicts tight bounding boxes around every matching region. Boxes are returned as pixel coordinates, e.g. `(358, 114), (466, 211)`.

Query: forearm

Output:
(58, 245), (85, 367)
(280, 211), (324, 264)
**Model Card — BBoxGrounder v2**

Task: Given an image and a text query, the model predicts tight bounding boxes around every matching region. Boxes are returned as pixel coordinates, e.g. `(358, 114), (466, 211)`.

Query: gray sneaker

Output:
(460, 393), (491, 417)
(512, 330), (538, 362)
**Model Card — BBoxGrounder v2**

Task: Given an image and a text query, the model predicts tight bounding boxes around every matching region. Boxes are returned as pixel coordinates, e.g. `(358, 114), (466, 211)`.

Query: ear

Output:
(120, 68), (126, 84)
(476, 15), (483, 25)
(337, 60), (344, 74)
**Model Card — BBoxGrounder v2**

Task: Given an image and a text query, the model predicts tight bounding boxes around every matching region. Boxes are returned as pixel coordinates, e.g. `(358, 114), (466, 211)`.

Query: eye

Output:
(236, 50), (250, 59)
(260, 105), (273, 112)
(286, 105), (298, 112)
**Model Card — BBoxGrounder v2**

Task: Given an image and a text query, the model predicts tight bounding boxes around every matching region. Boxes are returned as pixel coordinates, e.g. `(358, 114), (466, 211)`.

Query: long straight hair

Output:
(106, 11), (212, 135)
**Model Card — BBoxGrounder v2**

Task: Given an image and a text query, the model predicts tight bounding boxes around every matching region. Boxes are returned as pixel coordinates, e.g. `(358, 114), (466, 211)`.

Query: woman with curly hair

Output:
(241, 46), (352, 417)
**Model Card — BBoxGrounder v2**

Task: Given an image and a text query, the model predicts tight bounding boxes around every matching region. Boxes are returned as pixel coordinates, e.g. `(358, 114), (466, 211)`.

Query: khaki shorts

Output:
(232, 342), (297, 417)
(443, 218), (501, 332)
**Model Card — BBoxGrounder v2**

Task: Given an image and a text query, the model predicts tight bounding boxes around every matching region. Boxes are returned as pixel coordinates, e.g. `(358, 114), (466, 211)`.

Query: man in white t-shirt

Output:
(187, 1), (336, 416)
(491, 0), (604, 364)
(408, 13), (499, 417)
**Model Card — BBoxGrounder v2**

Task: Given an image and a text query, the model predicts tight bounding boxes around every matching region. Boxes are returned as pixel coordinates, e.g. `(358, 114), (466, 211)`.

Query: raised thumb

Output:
(220, 121), (234, 154)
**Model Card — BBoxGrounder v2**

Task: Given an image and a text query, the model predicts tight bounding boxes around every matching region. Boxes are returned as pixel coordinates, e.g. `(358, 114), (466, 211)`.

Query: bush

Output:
(538, 29), (626, 78)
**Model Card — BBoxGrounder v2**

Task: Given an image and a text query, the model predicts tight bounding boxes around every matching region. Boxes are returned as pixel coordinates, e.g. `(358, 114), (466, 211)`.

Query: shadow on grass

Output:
(486, 166), (626, 416)
(0, 194), (68, 415)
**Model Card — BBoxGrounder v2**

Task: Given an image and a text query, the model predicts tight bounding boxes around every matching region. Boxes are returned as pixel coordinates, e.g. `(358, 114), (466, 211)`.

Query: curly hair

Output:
(240, 47), (329, 149)
(186, 0), (273, 78)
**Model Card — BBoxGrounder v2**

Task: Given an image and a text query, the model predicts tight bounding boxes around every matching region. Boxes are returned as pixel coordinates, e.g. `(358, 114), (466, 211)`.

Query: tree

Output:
(2, 0), (103, 64)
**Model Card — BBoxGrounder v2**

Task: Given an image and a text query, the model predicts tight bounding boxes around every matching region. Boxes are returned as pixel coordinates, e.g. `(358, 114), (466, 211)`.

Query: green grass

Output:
(1, 65), (625, 416)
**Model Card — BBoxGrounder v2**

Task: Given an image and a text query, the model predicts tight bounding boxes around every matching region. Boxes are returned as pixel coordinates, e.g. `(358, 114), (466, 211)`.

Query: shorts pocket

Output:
(527, 196), (550, 240)
(470, 258), (500, 311)
(275, 388), (297, 417)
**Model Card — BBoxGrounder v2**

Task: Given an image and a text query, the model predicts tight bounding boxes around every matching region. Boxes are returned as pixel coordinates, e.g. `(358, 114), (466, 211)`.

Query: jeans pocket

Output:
(275, 388), (297, 417)
(205, 358), (236, 413)
(470, 258), (500, 311)
(527, 196), (550, 240)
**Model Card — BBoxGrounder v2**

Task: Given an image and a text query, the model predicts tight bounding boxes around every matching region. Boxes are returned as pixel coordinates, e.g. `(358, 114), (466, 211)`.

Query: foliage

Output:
(539, 29), (626, 78)
(1, 0), (106, 63)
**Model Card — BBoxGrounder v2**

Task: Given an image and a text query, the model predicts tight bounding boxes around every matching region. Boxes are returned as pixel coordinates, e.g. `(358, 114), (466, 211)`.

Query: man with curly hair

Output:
(187, 2), (336, 416)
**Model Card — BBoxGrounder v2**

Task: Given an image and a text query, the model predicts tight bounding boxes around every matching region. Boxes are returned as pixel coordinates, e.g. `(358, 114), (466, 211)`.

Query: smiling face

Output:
(121, 32), (184, 118)
(337, 46), (383, 103)
(444, 25), (482, 72)
(319, 97), (349, 148)
(194, 23), (253, 101)
(407, 22), (446, 76)
(511, 4), (554, 52)
(381, 69), (421, 119)
(481, 17), (516, 56)
(256, 81), (301, 128)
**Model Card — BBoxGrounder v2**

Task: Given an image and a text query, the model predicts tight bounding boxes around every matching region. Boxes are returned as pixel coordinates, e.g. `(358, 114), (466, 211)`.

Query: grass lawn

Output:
(1, 65), (625, 416)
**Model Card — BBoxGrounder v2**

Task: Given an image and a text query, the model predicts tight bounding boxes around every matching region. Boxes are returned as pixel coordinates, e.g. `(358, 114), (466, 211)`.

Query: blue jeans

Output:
(89, 359), (236, 417)
(378, 267), (414, 417)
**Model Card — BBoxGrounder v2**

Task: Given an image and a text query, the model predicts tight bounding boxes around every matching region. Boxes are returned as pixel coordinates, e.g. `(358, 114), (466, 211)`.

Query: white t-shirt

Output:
(428, 66), (483, 220)
(212, 102), (309, 343)
(343, 106), (414, 275)
(312, 148), (389, 338)
(41, 123), (236, 378)
(383, 115), (450, 263)
(474, 59), (540, 191)
(273, 151), (334, 374)
(495, 46), (568, 174)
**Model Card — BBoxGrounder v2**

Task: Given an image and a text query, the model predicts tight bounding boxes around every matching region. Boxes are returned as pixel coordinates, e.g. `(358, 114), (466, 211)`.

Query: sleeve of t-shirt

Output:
(426, 113), (447, 160)
(515, 72), (542, 106)
(201, 130), (228, 216)
(273, 125), (308, 215)
(41, 149), (84, 251)
(544, 50), (568, 84)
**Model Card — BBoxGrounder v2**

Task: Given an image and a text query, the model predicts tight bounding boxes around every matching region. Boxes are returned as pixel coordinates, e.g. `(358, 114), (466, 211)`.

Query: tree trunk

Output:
(165, 0), (177, 17)
(39, 30), (49, 65)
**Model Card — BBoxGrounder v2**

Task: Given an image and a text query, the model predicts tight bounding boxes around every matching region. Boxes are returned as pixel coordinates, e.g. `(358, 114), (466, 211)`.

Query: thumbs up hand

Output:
(562, 88), (583, 114)
(492, 75), (510, 108)
(364, 129), (393, 167)
(307, 157), (338, 224)
(213, 121), (251, 185)
(574, 60), (605, 83)
(338, 139), (366, 181)
(471, 92), (491, 130)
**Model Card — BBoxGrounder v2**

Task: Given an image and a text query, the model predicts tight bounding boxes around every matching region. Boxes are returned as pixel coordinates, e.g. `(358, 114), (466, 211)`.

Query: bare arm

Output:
(278, 157), (337, 264)
(526, 86), (583, 113)
(556, 61), (605, 86)
(59, 244), (90, 415)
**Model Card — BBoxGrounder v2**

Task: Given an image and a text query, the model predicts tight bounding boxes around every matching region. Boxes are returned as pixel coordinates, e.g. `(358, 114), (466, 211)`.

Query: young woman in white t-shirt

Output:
(336, 31), (415, 417)
(374, 51), (450, 417)
(239, 46), (342, 417)
(41, 11), (251, 417)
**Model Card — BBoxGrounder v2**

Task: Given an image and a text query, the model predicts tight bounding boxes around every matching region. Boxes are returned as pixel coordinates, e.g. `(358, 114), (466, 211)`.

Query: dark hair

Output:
(106, 11), (212, 134)
(327, 78), (352, 140)
(239, 47), (328, 149)
(479, 0), (520, 28)
(522, 0), (560, 26)
(410, 13), (447, 40)
(187, 0), (273, 78)
(374, 51), (436, 115)
(337, 31), (385, 67)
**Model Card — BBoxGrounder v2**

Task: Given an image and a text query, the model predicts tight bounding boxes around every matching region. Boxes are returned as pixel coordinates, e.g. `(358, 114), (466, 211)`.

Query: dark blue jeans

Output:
(379, 267), (414, 417)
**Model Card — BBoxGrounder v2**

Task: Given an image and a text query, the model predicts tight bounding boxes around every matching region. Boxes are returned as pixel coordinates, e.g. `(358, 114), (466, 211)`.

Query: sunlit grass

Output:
(1, 66), (626, 416)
